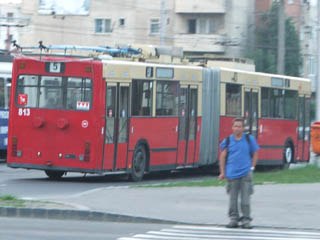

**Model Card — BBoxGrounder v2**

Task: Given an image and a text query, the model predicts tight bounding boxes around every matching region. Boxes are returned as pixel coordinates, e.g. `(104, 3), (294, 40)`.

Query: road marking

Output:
(118, 225), (320, 240)
(174, 225), (320, 236)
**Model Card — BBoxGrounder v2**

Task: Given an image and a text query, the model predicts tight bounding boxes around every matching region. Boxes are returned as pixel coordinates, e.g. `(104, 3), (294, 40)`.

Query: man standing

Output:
(219, 117), (259, 229)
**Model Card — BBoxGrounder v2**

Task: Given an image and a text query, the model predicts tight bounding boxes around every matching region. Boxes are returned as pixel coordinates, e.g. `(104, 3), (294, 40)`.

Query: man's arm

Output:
(251, 151), (258, 169)
(219, 149), (227, 180)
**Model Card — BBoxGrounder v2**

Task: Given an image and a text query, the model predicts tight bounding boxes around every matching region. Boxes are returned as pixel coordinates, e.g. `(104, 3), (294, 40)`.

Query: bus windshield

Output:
(15, 75), (92, 111)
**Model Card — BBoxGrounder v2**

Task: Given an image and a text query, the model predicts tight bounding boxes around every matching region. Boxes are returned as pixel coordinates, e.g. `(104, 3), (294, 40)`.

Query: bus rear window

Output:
(16, 75), (93, 111)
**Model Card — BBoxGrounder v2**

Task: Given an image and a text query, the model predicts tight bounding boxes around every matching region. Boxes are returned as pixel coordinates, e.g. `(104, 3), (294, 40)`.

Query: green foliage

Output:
(247, 2), (302, 77)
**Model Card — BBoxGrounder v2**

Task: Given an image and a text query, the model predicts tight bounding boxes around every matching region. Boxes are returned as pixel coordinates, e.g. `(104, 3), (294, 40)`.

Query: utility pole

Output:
(160, 0), (166, 46)
(317, 0), (320, 121)
(277, 0), (285, 75)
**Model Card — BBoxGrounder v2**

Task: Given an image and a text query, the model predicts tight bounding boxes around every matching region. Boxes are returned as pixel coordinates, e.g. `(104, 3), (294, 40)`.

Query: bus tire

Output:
(282, 141), (293, 169)
(130, 145), (146, 182)
(45, 170), (65, 180)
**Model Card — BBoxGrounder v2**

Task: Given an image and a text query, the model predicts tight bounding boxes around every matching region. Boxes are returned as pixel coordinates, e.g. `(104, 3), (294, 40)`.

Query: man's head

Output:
(232, 117), (245, 137)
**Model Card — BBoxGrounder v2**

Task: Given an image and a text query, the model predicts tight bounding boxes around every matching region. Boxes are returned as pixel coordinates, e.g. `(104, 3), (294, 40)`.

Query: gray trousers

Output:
(226, 172), (254, 224)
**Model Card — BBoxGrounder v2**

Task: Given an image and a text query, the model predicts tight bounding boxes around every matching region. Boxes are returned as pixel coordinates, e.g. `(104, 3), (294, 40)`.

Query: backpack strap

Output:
(246, 133), (253, 158)
(225, 136), (230, 164)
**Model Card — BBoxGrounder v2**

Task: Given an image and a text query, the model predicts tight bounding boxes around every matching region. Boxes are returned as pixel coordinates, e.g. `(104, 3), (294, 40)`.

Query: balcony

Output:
(174, 34), (226, 53)
(175, 0), (226, 14)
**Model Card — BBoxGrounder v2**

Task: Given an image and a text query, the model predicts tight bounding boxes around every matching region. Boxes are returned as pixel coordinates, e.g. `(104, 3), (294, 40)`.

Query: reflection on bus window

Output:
(189, 88), (198, 140)
(226, 83), (241, 116)
(39, 76), (63, 109)
(132, 80), (153, 116)
(179, 88), (187, 140)
(0, 78), (5, 108)
(6, 78), (11, 108)
(156, 81), (179, 116)
(261, 88), (270, 117)
(16, 75), (38, 108)
(66, 78), (92, 111)
(284, 90), (298, 120)
(261, 87), (297, 120)
(271, 89), (284, 118)
(15, 75), (92, 111)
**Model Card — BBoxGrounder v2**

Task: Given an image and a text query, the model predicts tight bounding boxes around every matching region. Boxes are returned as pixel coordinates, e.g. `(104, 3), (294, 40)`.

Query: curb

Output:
(0, 207), (182, 225)
(1, 207), (320, 232)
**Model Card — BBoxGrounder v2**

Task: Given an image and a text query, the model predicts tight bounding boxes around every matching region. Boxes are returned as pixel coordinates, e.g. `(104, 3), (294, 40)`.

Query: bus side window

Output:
(132, 80), (153, 116)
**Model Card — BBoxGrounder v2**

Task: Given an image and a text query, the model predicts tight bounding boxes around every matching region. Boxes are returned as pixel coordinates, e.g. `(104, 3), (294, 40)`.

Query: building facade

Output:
(14, 0), (254, 58)
(0, 1), (27, 52)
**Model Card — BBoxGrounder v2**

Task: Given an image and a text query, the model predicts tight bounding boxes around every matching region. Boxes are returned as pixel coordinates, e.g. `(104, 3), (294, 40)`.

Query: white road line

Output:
(161, 228), (320, 239)
(173, 225), (320, 236)
(144, 230), (317, 240)
(118, 226), (320, 240)
(118, 238), (148, 240)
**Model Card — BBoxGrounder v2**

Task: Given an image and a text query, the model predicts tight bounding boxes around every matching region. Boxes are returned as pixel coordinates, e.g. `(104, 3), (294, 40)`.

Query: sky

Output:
(0, 0), (22, 4)
(38, 0), (89, 15)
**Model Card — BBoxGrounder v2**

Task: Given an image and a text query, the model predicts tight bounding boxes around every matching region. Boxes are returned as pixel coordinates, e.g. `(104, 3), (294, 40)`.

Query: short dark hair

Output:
(232, 117), (244, 126)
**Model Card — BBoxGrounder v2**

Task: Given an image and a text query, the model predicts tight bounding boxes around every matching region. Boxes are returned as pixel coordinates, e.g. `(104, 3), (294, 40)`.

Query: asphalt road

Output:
(0, 163), (216, 199)
(2, 217), (320, 240)
(0, 217), (168, 240)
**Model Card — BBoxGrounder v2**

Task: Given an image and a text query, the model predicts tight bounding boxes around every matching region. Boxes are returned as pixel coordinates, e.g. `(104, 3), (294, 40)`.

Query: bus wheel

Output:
(131, 145), (146, 181)
(45, 170), (65, 180)
(282, 142), (293, 169)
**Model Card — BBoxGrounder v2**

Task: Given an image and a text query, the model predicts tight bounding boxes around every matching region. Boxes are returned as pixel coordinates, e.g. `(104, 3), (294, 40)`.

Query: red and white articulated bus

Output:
(7, 52), (311, 180)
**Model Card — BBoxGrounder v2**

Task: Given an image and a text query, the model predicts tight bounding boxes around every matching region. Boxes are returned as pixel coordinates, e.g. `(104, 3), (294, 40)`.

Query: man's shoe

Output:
(241, 223), (253, 229)
(226, 222), (238, 228)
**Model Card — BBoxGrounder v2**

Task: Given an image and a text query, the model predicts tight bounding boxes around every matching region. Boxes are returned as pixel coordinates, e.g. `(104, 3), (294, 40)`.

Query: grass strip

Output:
(0, 195), (26, 207)
(138, 165), (320, 188)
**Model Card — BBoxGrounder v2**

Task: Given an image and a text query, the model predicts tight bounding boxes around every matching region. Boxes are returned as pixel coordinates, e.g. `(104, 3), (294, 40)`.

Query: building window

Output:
(95, 18), (112, 33)
(150, 19), (160, 34)
(198, 19), (206, 34)
(188, 19), (196, 34)
(7, 12), (14, 22)
(119, 18), (125, 26)
(209, 19), (216, 34)
(188, 18), (216, 34)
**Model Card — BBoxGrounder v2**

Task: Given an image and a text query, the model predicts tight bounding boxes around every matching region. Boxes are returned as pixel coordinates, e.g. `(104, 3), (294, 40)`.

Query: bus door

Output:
(103, 82), (130, 170)
(297, 96), (311, 161)
(177, 85), (198, 166)
(244, 88), (259, 138)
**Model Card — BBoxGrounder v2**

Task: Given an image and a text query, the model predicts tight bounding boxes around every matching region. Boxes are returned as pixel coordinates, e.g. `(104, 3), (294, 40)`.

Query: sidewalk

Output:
(1, 154), (320, 230)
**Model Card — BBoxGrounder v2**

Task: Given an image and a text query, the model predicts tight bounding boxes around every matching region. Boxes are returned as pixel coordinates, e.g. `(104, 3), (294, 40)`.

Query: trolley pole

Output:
(317, 0), (320, 121)
(160, 0), (166, 46)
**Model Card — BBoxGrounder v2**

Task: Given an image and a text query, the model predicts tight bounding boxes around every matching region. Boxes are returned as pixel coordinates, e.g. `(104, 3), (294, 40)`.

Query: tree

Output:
(248, 2), (302, 77)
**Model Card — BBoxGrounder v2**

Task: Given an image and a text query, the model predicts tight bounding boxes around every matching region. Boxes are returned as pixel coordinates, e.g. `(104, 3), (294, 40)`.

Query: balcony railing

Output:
(175, 0), (226, 14)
